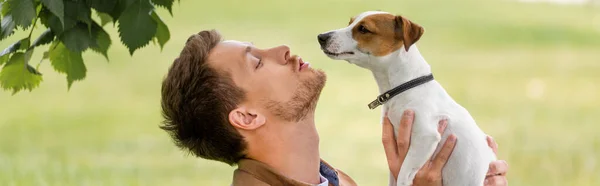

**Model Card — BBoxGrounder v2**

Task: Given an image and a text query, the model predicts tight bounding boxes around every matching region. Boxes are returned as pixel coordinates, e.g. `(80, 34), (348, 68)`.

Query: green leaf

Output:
(1, 1), (7, 16)
(60, 22), (96, 53)
(118, 0), (156, 55)
(24, 49), (41, 76)
(36, 51), (50, 70)
(49, 41), (86, 89)
(97, 12), (113, 26)
(109, 0), (135, 20)
(19, 38), (30, 50)
(151, 11), (169, 50)
(42, 51), (49, 60)
(40, 11), (77, 35)
(5, 0), (36, 28)
(0, 39), (22, 57)
(1, 14), (16, 39)
(151, 0), (174, 15)
(35, 1), (43, 16)
(40, 0), (64, 27)
(90, 22), (111, 60)
(27, 64), (42, 75)
(65, 0), (91, 24)
(0, 54), (9, 66)
(23, 47), (34, 65)
(30, 29), (55, 48)
(40, 9), (75, 34)
(78, 2), (92, 24)
(0, 52), (43, 94)
(86, 0), (117, 13)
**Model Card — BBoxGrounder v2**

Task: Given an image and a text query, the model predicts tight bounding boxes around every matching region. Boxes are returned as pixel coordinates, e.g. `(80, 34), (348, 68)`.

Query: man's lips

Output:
(298, 57), (310, 71)
(322, 50), (354, 56)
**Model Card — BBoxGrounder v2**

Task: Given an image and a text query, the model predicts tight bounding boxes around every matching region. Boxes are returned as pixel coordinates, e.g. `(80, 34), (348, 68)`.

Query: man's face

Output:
(209, 40), (326, 122)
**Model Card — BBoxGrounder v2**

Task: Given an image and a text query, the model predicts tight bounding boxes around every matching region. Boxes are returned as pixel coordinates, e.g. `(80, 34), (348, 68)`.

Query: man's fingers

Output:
(487, 160), (509, 176)
(431, 134), (457, 171)
(486, 136), (498, 155)
(382, 116), (399, 157)
(484, 175), (508, 186)
(397, 110), (414, 151)
(381, 110), (416, 179)
(438, 119), (448, 135)
(429, 119), (448, 162)
(382, 116), (400, 177)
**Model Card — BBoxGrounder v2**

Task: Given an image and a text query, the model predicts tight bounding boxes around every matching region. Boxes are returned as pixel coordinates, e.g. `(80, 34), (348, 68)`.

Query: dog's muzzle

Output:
(317, 32), (333, 48)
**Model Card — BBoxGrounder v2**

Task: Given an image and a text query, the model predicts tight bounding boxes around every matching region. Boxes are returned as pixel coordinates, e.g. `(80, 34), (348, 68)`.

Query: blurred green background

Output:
(1, 0), (599, 185)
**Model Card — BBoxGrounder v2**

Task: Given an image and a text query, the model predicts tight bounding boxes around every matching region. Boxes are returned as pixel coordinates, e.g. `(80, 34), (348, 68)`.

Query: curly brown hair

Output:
(160, 30), (247, 165)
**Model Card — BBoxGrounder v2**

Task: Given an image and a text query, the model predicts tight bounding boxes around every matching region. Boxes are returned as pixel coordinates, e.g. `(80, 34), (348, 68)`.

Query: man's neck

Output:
(370, 46), (432, 94)
(247, 115), (321, 184)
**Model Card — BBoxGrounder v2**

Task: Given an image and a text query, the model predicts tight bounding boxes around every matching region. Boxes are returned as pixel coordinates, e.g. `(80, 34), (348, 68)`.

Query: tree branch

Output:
(28, 15), (40, 40)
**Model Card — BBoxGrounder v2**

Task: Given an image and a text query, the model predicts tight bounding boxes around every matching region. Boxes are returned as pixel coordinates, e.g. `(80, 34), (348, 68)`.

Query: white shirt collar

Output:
(316, 174), (329, 186)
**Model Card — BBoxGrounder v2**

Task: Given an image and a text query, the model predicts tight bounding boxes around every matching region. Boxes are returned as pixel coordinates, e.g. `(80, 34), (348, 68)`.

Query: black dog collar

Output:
(368, 74), (435, 109)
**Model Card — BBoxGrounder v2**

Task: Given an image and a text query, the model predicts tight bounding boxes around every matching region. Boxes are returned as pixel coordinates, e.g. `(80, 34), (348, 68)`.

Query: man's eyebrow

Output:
(245, 46), (251, 53)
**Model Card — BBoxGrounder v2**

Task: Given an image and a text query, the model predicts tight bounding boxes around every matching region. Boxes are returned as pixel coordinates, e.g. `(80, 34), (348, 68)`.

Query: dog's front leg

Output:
(395, 118), (441, 186)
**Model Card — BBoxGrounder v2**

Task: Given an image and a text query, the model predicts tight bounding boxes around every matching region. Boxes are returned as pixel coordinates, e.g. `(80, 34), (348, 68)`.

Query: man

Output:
(160, 30), (508, 186)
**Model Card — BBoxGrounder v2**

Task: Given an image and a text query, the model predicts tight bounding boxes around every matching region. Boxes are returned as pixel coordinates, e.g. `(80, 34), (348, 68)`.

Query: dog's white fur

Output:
(320, 11), (497, 186)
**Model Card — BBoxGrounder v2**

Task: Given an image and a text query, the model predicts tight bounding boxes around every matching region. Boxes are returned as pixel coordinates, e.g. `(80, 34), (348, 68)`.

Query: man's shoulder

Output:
(232, 159), (295, 186)
(232, 158), (358, 186)
(231, 168), (270, 186)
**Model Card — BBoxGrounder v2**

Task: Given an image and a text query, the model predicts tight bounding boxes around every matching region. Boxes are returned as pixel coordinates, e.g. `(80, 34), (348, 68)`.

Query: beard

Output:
(265, 69), (327, 122)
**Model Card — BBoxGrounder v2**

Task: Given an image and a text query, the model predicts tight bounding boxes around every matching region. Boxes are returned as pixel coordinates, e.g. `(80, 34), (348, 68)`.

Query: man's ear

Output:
(394, 15), (424, 52)
(228, 107), (266, 130)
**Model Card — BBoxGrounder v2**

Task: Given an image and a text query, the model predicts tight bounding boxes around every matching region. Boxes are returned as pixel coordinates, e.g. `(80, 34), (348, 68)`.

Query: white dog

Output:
(318, 11), (497, 186)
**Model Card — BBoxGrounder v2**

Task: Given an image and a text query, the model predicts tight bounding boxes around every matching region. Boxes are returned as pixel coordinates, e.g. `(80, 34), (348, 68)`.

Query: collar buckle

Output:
(368, 93), (390, 110)
(366, 74), (434, 110)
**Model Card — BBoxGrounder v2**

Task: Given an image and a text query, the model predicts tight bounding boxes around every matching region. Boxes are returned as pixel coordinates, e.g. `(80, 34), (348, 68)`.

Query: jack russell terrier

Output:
(318, 11), (497, 186)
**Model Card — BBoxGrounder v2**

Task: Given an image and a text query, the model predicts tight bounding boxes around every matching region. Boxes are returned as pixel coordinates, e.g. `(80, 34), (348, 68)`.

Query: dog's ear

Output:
(395, 15), (424, 52)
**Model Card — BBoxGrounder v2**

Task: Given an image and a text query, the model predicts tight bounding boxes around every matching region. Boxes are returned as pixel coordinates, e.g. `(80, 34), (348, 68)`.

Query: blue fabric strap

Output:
(319, 161), (339, 186)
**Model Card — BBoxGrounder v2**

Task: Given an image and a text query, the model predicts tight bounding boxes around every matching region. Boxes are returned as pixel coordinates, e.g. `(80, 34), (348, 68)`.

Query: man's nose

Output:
(317, 32), (333, 47)
(271, 45), (290, 64)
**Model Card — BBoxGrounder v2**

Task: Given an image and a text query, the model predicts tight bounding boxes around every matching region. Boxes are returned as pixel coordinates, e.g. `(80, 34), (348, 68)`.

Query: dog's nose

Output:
(317, 32), (332, 46)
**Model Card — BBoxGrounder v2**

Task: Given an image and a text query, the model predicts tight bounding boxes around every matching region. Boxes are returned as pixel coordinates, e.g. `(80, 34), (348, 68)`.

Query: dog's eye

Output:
(358, 25), (370, 34)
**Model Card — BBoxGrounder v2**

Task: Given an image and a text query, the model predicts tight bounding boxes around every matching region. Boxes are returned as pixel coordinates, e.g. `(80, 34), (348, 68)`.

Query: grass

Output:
(1, 0), (599, 185)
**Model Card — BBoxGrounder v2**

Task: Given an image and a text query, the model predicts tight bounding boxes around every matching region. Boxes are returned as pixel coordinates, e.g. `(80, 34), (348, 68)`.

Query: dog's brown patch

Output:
(351, 14), (424, 56)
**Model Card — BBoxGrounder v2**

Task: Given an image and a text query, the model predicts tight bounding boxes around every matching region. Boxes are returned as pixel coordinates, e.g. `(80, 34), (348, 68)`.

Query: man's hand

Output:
(381, 110), (455, 186)
(485, 136), (509, 186)
(381, 110), (509, 186)
(411, 119), (456, 186)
